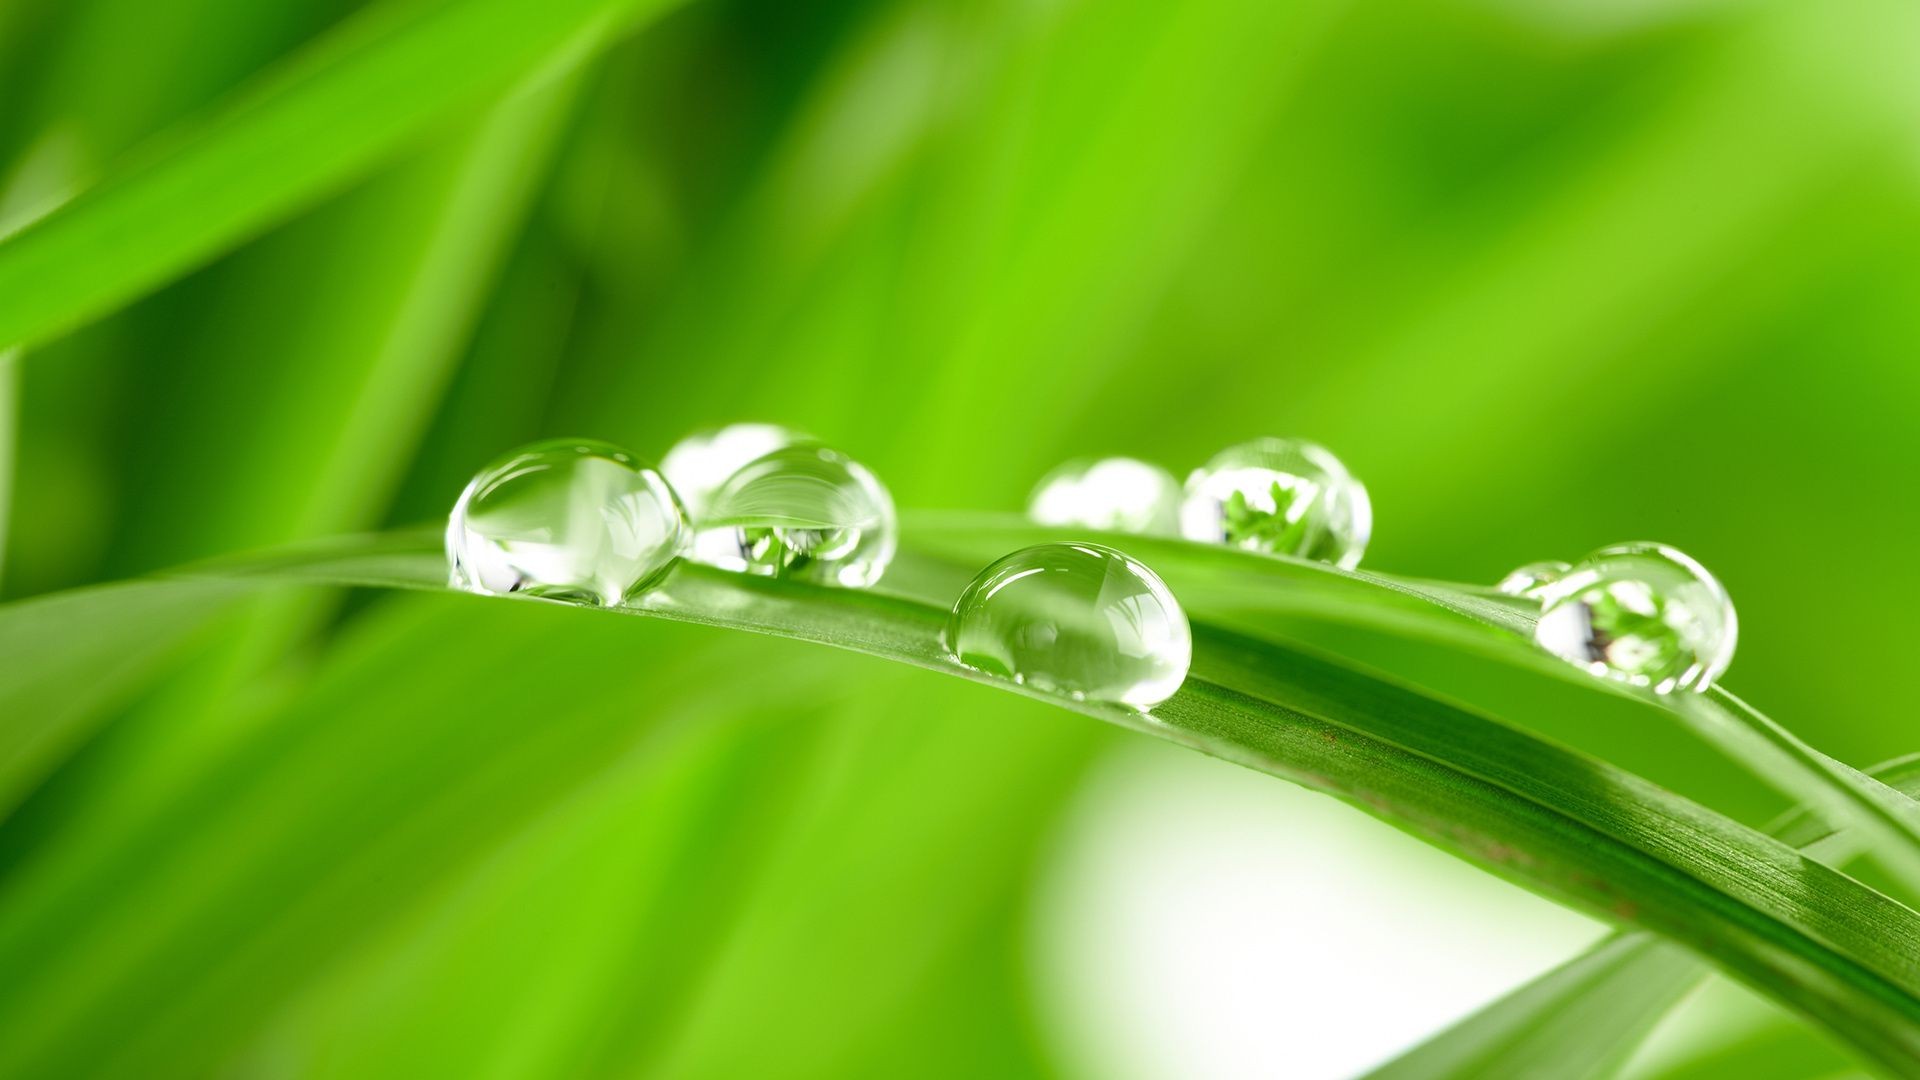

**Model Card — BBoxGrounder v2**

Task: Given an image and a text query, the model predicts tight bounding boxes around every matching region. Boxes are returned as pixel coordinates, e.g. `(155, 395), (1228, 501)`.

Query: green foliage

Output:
(1368, 756), (1920, 1080)
(86, 523), (1920, 1074)
(3, 0), (1920, 1075)
(0, 0), (679, 352)
(1219, 482), (1313, 554)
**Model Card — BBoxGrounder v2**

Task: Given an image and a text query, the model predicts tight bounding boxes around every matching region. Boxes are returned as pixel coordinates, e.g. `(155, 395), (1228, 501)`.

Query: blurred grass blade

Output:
(0, 0), (680, 351)
(126, 68), (594, 740)
(164, 531), (1920, 1074)
(0, 138), (80, 588)
(0, 348), (14, 585)
(1366, 756), (1920, 1080)
(1364, 935), (1702, 1080)
(0, 579), (242, 816)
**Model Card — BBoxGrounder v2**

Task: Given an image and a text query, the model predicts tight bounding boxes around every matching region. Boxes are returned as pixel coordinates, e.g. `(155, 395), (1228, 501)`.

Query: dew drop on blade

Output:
(947, 542), (1191, 709)
(446, 439), (688, 606)
(1028, 457), (1183, 536)
(692, 444), (896, 587)
(1533, 542), (1736, 695)
(1497, 560), (1572, 599)
(660, 422), (808, 519)
(1180, 437), (1371, 568)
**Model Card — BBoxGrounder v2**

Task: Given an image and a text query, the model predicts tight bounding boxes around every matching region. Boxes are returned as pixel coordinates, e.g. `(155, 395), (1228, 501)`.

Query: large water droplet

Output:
(1498, 560), (1572, 599)
(1180, 437), (1371, 569)
(693, 444), (896, 587)
(1534, 542), (1736, 695)
(447, 439), (688, 606)
(947, 543), (1191, 709)
(660, 422), (808, 519)
(1029, 457), (1182, 536)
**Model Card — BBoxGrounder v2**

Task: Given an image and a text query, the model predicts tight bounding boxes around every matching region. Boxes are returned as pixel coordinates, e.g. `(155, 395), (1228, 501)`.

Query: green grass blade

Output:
(0, 578), (243, 816)
(1365, 935), (1703, 1080)
(0, 0), (679, 351)
(1365, 757), (1920, 1080)
(155, 531), (1920, 1074)
(0, 587), (1084, 1076)
(909, 514), (1920, 904)
(113, 68), (593, 745)
(0, 348), (14, 587)
(1688, 690), (1920, 895)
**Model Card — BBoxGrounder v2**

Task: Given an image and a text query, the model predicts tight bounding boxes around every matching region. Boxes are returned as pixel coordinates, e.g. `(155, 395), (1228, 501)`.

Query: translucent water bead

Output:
(1534, 543), (1737, 695)
(1498, 560), (1572, 599)
(693, 444), (897, 587)
(660, 422), (807, 518)
(1180, 437), (1372, 569)
(447, 439), (688, 606)
(1028, 457), (1182, 536)
(947, 543), (1191, 709)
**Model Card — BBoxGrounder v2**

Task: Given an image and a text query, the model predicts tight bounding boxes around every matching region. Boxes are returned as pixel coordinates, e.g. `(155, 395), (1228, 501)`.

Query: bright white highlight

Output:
(1031, 745), (1604, 1080)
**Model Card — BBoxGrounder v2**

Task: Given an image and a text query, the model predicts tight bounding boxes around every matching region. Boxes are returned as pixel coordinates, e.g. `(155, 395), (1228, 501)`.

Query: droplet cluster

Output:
(1026, 437), (1371, 569)
(448, 425), (1740, 709)
(1018, 436), (1739, 695)
(447, 424), (894, 606)
(448, 425), (1198, 709)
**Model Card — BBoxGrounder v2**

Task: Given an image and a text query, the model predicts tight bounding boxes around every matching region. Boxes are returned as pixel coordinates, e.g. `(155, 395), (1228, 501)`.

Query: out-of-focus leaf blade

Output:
(0, 584), (1082, 1077)
(0, 0), (679, 351)
(1365, 934), (1702, 1080)
(0, 578), (241, 817)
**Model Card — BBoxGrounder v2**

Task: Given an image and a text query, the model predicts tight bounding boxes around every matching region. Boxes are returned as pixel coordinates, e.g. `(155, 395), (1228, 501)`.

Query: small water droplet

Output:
(692, 444), (896, 587)
(1498, 560), (1572, 599)
(1029, 457), (1182, 536)
(1534, 542), (1736, 695)
(660, 422), (808, 518)
(447, 439), (688, 606)
(1180, 437), (1371, 569)
(947, 542), (1191, 709)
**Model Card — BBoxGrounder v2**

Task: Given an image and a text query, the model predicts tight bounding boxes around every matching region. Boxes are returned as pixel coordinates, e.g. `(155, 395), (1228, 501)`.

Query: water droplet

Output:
(692, 444), (896, 587)
(447, 439), (688, 606)
(1534, 543), (1736, 695)
(1498, 560), (1572, 599)
(947, 542), (1191, 709)
(1180, 437), (1371, 569)
(660, 422), (808, 518)
(1029, 457), (1182, 536)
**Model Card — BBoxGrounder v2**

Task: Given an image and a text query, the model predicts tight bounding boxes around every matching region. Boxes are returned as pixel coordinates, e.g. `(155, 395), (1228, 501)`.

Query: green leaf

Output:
(0, 580), (1088, 1077)
(908, 515), (1920, 906)
(1367, 934), (1703, 1080)
(0, 0), (679, 352)
(156, 526), (1920, 1075)
(0, 577), (243, 816)
(1364, 755), (1920, 1080)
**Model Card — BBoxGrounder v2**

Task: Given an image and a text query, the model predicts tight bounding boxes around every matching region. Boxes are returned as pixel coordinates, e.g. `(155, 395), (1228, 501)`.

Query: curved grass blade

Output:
(0, 0), (681, 351)
(1365, 755), (1920, 1080)
(0, 594), (824, 1074)
(167, 532), (1920, 1074)
(907, 514), (1920, 903)
(1365, 934), (1702, 1080)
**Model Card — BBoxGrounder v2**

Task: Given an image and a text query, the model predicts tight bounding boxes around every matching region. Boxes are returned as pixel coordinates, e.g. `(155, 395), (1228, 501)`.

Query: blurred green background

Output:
(2, 0), (1917, 1074)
